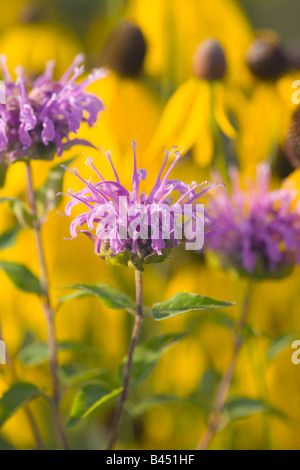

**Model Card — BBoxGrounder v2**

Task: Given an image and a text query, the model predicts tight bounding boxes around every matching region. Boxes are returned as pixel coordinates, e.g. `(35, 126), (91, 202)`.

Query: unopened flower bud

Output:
(246, 35), (287, 80)
(193, 39), (227, 81)
(99, 20), (147, 77)
(285, 109), (300, 168)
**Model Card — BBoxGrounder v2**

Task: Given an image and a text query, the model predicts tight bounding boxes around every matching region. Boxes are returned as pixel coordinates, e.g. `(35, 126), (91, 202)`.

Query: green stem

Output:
(196, 280), (253, 450)
(106, 270), (143, 450)
(25, 161), (69, 450)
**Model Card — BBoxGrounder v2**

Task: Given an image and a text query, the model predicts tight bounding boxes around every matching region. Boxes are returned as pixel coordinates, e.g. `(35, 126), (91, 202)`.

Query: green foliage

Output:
(0, 226), (20, 251)
(119, 333), (186, 387)
(0, 382), (42, 428)
(35, 158), (74, 217)
(151, 292), (234, 320)
(60, 283), (136, 312)
(224, 397), (283, 421)
(18, 341), (99, 367)
(0, 197), (35, 228)
(59, 364), (120, 389)
(267, 333), (299, 361)
(0, 261), (43, 295)
(128, 395), (183, 417)
(67, 384), (122, 428)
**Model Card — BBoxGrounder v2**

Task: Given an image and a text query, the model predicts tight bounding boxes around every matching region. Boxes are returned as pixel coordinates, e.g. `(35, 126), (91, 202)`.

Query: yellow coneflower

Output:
(125, 0), (253, 92)
(237, 32), (299, 175)
(143, 39), (247, 180)
(73, 20), (162, 187)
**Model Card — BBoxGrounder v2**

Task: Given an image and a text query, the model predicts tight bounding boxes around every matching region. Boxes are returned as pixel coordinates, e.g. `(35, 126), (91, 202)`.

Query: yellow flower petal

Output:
(213, 82), (237, 139)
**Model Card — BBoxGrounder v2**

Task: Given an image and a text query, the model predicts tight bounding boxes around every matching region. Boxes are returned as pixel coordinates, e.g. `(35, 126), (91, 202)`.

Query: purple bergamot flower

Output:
(0, 54), (105, 163)
(207, 163), (300, 279)
(60, 143), (216, 270)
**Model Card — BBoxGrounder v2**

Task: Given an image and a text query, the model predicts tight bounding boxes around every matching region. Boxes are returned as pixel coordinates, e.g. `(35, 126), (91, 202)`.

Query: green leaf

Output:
(59, 364), (120, 389)
(0, 261), (43, 295)
(119, 333), (186, 387)
(18, 341), (99, 367)
(224, 397), (282, 421)
(9, 199), (36, 228)
(67, 383), (122, 428)
(60, 283), (135, 312)
(188, 369), (220, 414)
(267, 333), (299, 361)
(0, 436), (15, 450)
(128, 395), (182, 417)
(151, 292), (234, 321)
(0, 197), (15, 203)
(1, 197), (34, 228)
(35, 158), (74, 216)
(0, 197), (35, 228)
(0, 382), (42, 428)
(0, 226), (21, 251)
(57, 290), (87, 305)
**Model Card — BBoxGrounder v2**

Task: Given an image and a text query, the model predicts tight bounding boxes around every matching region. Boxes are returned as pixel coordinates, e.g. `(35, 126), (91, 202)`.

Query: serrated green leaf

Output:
(0, 382), (42, 428)
(119, 333), (186, 387)
(60, 283), (135, 312)
(67, 384), (122, 428)
(18, 341), (99, 367)
(35, 158), (74, 216)
(151, 292), (234, 321)
(0, 261), (43, 295)
(0, 226), (20, 250)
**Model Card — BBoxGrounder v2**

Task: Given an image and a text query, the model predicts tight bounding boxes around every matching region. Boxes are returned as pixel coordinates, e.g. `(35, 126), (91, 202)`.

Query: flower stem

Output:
(196, 281), (253, 450)
(106, 270), (143, 450)
(25, 161), (69, 450)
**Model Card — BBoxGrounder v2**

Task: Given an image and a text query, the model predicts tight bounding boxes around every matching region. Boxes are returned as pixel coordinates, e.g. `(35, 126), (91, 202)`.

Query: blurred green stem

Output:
(196, 280), (253, 450)
(25, 161), (69, 451)
(106, 270), (143, 450)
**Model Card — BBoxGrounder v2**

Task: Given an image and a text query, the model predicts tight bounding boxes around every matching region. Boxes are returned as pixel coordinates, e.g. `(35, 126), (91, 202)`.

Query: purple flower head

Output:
(0, 54), (106, 163)
(60, 143), (215, 270)
(207, 163), (300, 280)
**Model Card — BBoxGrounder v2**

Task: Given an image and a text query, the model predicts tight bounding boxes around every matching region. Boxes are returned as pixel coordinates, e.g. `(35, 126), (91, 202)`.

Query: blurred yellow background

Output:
(0, 0), (300, 450)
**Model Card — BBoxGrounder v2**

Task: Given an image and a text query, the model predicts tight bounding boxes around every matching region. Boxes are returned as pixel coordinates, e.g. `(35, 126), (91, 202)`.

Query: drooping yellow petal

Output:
(213, 82), (237, 139)
(173, 81), (212, 153)
(237, 83), (285, 174)
(144, 78), (205, 162)
(193, 120), (214, 167)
